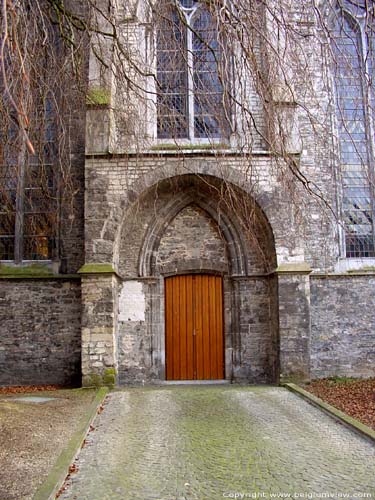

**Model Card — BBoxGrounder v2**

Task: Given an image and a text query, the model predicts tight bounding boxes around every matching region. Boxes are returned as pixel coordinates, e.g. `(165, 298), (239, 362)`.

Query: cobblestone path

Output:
(60, 386), (375, 500)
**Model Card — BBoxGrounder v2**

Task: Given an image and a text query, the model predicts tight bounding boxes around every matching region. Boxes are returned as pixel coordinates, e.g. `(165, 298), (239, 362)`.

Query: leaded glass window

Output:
(333, 1), (375, 257)
(0, 97), (57, 261)
(156, 0), (229, 140)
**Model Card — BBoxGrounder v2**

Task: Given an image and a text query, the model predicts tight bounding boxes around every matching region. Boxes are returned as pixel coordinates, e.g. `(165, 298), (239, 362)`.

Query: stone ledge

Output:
(85, 150), (302, 159)
(276, 262), (312, 274)
(311, 272), (375, 278)
(284, 383), (375, 443)
(78, 263), (116, 275)
(0, 274), (80, 280)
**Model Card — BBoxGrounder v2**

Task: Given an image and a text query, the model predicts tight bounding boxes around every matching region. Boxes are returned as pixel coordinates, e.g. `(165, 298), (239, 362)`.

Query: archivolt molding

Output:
(124, 160), (272, 219)
(138, 188), (250, 277)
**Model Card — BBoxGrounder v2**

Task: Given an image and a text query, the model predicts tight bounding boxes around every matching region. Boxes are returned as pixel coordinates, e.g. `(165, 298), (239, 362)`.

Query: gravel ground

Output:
(0, 388), (97, 500)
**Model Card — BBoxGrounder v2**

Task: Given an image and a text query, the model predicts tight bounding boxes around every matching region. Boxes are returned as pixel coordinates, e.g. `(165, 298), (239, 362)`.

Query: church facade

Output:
(0, 0), (374, 387)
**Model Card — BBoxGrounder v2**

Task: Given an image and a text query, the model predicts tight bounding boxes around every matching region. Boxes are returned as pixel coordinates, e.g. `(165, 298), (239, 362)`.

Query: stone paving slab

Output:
(59, 386), (375, 500)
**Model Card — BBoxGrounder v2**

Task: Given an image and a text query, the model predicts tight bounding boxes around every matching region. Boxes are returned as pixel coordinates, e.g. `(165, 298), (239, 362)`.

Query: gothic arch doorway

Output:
(116, 174), (279, 384)
(165, 274), (224, 380)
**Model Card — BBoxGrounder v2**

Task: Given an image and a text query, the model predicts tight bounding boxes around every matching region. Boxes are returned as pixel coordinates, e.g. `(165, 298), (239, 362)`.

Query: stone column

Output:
(79, 263), (119, 386)
(277, 263), (312, 383)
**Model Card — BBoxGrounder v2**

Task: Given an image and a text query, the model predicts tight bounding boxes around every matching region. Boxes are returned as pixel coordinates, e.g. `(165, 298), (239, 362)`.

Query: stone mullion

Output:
(186, 14), (195, 140)
(359, 19), (375, 253)
(14, 136), (27, 263)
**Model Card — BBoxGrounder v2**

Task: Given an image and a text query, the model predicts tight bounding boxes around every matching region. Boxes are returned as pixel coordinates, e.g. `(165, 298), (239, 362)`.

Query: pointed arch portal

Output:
(116, 173), (279, 384)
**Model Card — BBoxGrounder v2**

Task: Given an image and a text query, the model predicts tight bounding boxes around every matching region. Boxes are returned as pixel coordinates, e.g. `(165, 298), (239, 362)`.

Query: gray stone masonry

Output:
(0, 278), (81, 386)
(311, 274), (375, 379)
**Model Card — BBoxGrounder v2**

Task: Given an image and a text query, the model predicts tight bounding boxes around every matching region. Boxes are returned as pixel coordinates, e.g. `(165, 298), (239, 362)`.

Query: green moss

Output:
(347, 266), (375, 273)
(104, 368), (116, 376)
(86, 87), (111, 106)
(103, 368), (117, 388)
(85, 374), (103, 388)
(150, 143), (229, 151)
(83, 369), (117, 388)
(0, 263), (53, 277)
(78, 263), (115, 274)
(325, 376), (357, 385)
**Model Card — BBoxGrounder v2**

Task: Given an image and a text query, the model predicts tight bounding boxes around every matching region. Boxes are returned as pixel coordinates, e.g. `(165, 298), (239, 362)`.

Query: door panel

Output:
(165, 274), (224, 380)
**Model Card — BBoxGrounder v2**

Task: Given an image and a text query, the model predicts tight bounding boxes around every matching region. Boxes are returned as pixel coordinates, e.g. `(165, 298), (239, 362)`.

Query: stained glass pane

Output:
(0, 237), (14, 260)
(0, 161), (17, 260)
(23, 236), (54, 260)
(179, 0), (196, 7)
(333, 10), (375, 257)
(157, 4), (188, 138)
(192, 7), (228, 138)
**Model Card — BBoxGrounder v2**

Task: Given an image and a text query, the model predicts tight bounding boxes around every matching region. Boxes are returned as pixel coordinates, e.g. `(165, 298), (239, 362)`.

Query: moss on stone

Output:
(347, 266), (375, 273)
(103, 368), (117, 388)
(83, 369), (117, 388)
(78, 263), (115, 274)
(86, 87), (111, 106)
(82, 373), (104, 388)
(325, 376), (357, 385)
(104, 368), (116, 376)
(0, 263), (53, 277)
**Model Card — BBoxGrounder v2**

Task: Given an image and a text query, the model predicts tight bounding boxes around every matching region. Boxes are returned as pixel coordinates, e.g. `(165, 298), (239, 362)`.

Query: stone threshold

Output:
(161, 380), (230, 385)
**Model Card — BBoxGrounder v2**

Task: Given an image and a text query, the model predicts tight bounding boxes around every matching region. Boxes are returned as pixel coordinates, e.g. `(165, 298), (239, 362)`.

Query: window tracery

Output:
(333, 0), (375, 257)
(156, 0), (229, 140)
(0, 96), (57, 261)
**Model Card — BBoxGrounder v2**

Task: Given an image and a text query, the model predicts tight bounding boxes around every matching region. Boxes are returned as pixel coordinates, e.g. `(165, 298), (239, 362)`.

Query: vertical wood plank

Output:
(216, 276), (224, 379)
(165, 278), (172, 380)
(194, 275), (204, 379)
(209, 275), (217, 379)
(170, 276), (176, 380)
(186, 275), (194, 380)
(180, 275), (187, 379)
(202, 275), (211, 379)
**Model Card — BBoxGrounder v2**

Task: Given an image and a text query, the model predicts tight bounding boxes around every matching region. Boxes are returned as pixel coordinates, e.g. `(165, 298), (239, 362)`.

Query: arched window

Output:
(156, 0), (229, 140)
(332, 0), (375, 257)
(0, 95), (57, 261)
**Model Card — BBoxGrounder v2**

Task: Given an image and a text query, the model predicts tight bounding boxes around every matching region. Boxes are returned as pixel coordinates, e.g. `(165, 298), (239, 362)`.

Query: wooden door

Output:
(165, 274), (224, 380)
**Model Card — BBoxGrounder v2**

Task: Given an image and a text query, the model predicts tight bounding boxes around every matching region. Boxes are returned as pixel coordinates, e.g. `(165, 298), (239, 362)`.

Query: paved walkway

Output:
(60, 386), (375, 500)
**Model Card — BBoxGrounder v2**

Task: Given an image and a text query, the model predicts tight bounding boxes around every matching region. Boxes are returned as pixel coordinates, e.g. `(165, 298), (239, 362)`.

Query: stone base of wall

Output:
(2, 271), (374, 388)
(310, 274), (375, 379)
(0, 278), (82, 387)
(116, 276), (278, 385)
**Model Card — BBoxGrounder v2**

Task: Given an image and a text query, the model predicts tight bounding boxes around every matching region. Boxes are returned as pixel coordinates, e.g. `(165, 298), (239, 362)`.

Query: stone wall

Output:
(278, 272), (311, 382)
(117, 279), (157, 384)
(156, 205), (228, 273)
(0, 278), (81, 386)
(310, 275), (375, 379)
(233, 277), (276, 383)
